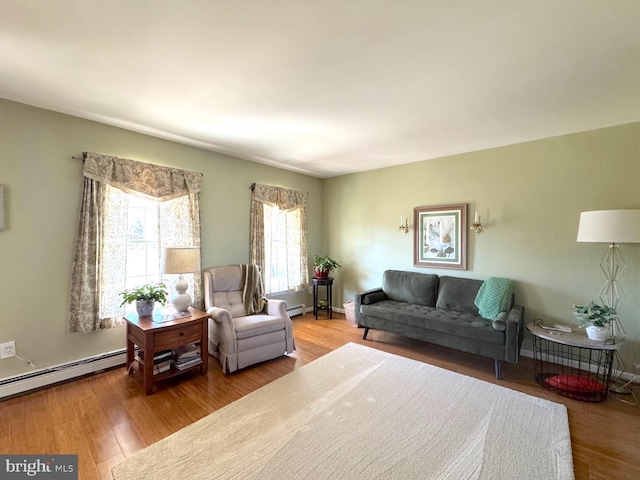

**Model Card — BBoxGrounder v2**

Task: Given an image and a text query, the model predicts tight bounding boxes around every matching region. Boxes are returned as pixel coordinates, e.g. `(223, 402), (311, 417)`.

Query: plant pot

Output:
(314, 267), (329, 278)
(585, 325), (610, 341)
(136, 300), (155, 316)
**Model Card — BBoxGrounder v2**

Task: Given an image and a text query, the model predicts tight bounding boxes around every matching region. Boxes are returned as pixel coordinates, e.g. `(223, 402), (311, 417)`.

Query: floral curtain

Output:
(69, 152), (202, 333)
(249, 183), (308, 293)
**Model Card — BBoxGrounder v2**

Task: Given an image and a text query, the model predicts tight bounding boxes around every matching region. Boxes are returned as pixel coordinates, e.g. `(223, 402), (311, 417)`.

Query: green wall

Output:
(324, 123), (640, 369)
(0, 99), (323, 378)
(2, 96), (639, 380)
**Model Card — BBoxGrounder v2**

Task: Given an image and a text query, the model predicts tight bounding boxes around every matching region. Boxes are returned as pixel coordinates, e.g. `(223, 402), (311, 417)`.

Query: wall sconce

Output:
(399, 215), (409, 234)
(470, 210), (483, 235)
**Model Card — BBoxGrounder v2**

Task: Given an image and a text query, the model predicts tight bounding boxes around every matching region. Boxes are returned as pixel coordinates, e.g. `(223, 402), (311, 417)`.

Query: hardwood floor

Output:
(1, 313), (639, 479)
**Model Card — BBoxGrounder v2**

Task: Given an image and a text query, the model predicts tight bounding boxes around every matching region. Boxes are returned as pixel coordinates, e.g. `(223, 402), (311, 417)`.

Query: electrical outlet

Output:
(0, 341), (16, 359)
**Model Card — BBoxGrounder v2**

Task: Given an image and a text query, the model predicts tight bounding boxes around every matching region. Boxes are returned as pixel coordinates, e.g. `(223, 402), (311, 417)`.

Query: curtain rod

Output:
(71, 151), (87, 162)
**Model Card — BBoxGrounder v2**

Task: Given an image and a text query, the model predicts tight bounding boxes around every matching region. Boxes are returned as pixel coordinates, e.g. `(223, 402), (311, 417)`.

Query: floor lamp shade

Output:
(576, 209), (640, 244)
(160, 247), (200, 312)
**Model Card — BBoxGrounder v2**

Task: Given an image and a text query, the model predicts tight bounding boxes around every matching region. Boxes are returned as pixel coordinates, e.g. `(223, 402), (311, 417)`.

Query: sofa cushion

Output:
(208, 265), (243, 291)
(436, 276), (483, 315)
(361, 301), (504, 344)
(360, 301), (398, 322)
(212, 291), (245, 318)
(233, 315), (285, 339)
(208, 265), (246, 317)
(382, 270), (438, 307)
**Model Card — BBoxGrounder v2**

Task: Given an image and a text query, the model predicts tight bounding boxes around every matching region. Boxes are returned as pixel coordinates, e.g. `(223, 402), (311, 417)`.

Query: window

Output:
(125, 194), (161, 288)
(100, 186), (198, 318)
(101, 188), (164, 317)
(263, 204), (303, 294)
(250, 183), (308, 296)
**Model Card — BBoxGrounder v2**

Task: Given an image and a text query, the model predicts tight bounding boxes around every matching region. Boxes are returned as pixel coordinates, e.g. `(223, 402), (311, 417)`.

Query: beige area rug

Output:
(112, 343), (574, 480)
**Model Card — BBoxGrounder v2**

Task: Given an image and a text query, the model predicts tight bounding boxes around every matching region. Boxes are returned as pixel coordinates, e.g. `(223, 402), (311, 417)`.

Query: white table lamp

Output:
(161, 247), (200, 312)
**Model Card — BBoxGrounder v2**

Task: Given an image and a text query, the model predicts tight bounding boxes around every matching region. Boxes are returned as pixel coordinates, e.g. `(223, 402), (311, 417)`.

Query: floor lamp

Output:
(577, 209), (640, 395)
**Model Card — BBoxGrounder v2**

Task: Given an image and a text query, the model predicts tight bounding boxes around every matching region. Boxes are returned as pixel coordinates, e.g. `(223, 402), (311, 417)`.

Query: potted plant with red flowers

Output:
(313, 254), (341, 279)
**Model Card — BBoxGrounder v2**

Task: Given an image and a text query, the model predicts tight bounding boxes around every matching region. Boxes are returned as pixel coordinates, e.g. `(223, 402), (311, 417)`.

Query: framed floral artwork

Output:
(414, 203), (467, 270)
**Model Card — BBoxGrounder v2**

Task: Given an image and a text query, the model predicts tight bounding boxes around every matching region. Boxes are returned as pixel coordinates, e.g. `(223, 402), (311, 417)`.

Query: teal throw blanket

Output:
(474, 277), (513, 320)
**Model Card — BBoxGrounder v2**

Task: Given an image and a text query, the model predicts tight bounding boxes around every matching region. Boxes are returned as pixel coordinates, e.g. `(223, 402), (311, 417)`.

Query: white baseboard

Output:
(0, 350), (126, 400)
(286, 304), (306, 317)
(520, 348), (534, 359)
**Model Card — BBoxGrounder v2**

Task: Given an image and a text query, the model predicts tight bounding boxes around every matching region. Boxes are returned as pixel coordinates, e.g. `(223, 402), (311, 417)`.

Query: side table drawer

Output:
(154, 323), (202, 348)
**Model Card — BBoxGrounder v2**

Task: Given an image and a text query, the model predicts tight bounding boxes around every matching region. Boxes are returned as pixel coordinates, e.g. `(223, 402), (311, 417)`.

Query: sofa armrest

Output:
(354, 287), (384, 324)
(503, 304), (525, 363)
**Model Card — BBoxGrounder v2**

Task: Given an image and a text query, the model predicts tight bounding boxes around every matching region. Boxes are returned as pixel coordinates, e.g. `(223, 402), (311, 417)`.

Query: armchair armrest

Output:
(265, 299), (295, 352)
(354, 287), (384, 325)
(206, 306), (238, 354)
(206, 305), (233, 324)
(266, 298), (287, 317)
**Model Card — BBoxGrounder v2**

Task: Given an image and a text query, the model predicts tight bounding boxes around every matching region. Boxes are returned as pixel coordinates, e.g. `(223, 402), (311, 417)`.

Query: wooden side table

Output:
(527, 322), (619, 402)
(124, 307), (209, 395)
(312, 277), (333, 319)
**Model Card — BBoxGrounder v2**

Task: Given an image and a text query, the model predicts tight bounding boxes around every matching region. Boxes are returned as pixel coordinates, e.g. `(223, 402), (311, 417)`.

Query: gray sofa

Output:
(355, 270), (524, 378)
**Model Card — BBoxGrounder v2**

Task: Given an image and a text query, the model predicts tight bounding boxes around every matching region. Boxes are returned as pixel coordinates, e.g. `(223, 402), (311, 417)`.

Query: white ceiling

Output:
(2, 1), (640, 178)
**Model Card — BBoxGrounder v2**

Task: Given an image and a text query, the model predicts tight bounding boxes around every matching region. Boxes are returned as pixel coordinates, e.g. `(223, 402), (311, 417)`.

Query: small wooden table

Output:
(124, 307), (209, 395)
(312, 277), (333, 319)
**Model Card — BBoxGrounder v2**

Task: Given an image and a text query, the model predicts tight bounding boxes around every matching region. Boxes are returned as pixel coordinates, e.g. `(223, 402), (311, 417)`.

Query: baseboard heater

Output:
(0, 349), (126, 400)
(286, 304), (306, 317)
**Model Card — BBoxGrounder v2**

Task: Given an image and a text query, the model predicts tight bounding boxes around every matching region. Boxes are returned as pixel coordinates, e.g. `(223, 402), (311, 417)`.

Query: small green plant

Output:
(313, 254), (341, 273)
(120, 282), (168, 307)
(572, 302), (617, 328)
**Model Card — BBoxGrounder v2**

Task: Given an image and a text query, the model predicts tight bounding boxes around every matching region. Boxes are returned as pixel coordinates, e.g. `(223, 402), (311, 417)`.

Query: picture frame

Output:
(414, 203), (467, 270)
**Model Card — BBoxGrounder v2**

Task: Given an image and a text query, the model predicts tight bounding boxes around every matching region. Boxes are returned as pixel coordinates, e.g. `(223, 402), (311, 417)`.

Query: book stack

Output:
(172, 344), (202, 371)
(137, 349), (173, 375)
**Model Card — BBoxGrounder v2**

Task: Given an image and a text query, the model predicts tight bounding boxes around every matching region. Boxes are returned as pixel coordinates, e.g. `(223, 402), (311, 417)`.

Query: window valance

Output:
(251, 183), (307, 212)
(84, 152), (202, 201)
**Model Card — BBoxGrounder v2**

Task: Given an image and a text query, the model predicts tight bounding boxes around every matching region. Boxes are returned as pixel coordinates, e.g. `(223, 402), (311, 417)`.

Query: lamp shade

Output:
(576, 209), (640, 244)
(160, 247), (200, 274)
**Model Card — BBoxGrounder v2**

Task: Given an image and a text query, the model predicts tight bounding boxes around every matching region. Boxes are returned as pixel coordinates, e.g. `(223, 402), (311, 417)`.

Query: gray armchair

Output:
(203, 264), (295, 373)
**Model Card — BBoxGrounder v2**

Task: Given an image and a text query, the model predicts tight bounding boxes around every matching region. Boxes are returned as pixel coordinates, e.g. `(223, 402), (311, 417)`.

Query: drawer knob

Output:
(179, 332), (185, 336)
